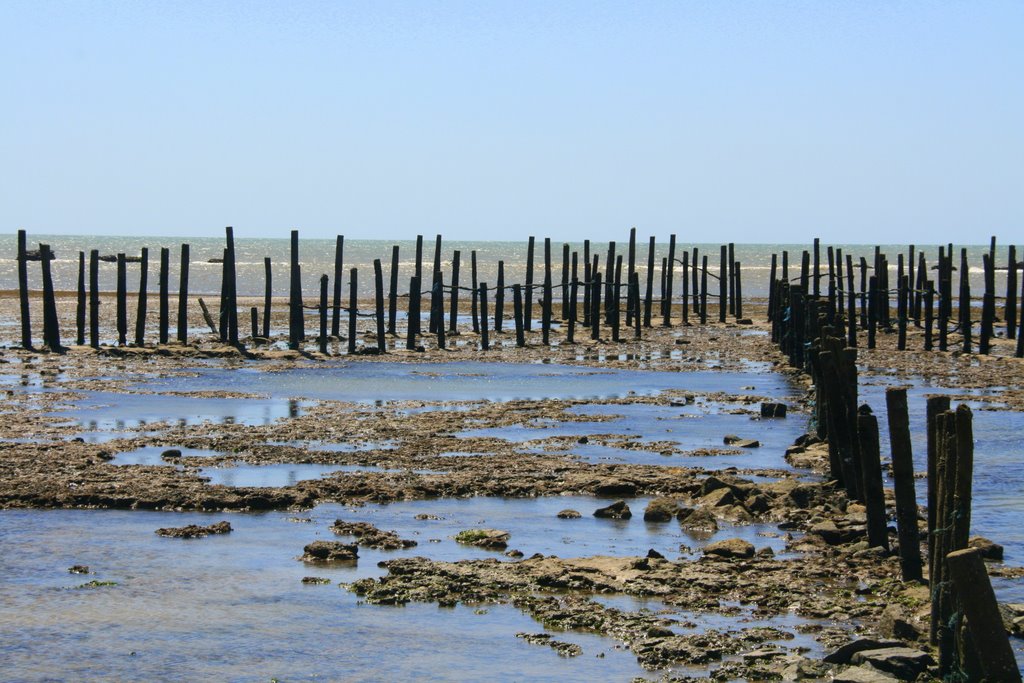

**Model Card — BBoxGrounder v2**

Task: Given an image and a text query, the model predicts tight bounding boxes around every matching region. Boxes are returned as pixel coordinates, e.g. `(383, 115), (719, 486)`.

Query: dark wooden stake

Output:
(388, 245), (400, 336)
(644, 235), (655, 327)
(260, 256), (270, 341)
(89, 250), (99, 348)
(76, 252), (86, 346)
(513, 284), (525, 347)
(347, 268), (357, 354)
(319, 274), (329, 354)
(332, 236), (343, 338)
(159, 247), (170, 345)
(406, 276), (419, 351)
(857, 407), (889, 550)
(374, 259), (386, 353)
(134, 247), (149, 345)
(449, 250), (460, 335)
(116, 253), (127, 346)
(524, 236), (535, 331)
(886, 387), (923, 582)
(479, 283), (489, 350)
(39, 244), (61, 350)
(178, 245), (191, 344)
(17, 229), (32, 349)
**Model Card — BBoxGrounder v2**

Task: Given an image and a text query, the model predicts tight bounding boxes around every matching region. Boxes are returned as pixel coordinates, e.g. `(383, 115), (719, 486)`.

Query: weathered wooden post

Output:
(630, 272), (641, 339)
(224, 227), (238, 345)
(561, 242), (570, 321)
(250, 307), (259, 343)
(727, 242), (736, 316)
(857, 406), (889, 550)
(926, 395), (951, 625)
(1018, 270), (1024, 358)
(886, 387), (923, 582)
(479, 283), (489, 350)
(260, 256), (270, 341)
(332, 236), (344, 338)
(603, 241), (616, 324)
(406, 276), (419, 351)
(495, 260), (505, 333)
(897, 274), (908, 351)
(867, 275), (877, 349)
(924, 280), (934, 351)
(39, 244), (61, 351)
(524, 236), (535, 331)
(178, 245), (191, 344)
(691, 247), (700, 315)
(980, 253), (995, 354)
(542, 239), (552, 346)
(512, 284), (525, 347)
(700, 255), (708, 324)
(433, 271), (446, 350)
(568, 275), (578, 343)
(429, 235), (442, 334)
(414, 234), (423, 283)
(374, 259), (386, 353)
(734, 262), (743, 319)
(17, 230), (32, 349)
(134, 247), (149, 345)
(591, 273), (602, 340)
(812, 237), (821, 297)
(319, 274), (329, 355)
(1007, 244), (1018, 340)
(347, 268), (357, 354)
(644, 235), (655, 327)
(663, 234), (675, 326)
(449, 250), (461, 335)
(288, 229), (302, 350)
(470, 250), (479, 334)
(845, 254), (856, 347)
(76, 252), (86, 346)
(159, 247), (170, 345)
(583, 254), (592, 328)
(610, 261), (621, 343)
(945, 548), (1022, 682)
(388, 245), (400, 336)
(116, 253), (127, 346)
(89, 250), (99, 348)
(681, 251), (690, 325)
(960, 250), (972, 354)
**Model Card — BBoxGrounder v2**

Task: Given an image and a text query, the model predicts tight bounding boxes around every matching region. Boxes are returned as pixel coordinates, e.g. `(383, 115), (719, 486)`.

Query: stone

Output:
(849, 647), (934, 679)
(301, 541), (358, 562)
(594, 479), (636, 497)
(594, 500), (632, 519)
(703, 538), (755, 559)
(823, 639), (904, 664)
(877, 604), (922, 641)
(454, 529), (510, 550)
(700, 487), (736, 508)
(331, 520), (417, 550)
(968, 535), (1004, 560)
(160, 448), (182, 459)
(643, 497), (679, 522)
(760, 402), (788, 418)
(556, 509), (581, 519)
(809, 520), (861, 545)
(831, 665), (898, 682)
(722, 435), (760, 448)
(155, 521), (232, 539)
(67, 565), (90, 574)
(678, 507), (718, 532)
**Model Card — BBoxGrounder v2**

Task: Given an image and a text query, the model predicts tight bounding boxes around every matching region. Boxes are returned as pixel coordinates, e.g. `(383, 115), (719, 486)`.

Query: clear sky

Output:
(1, 1), (1021, 244)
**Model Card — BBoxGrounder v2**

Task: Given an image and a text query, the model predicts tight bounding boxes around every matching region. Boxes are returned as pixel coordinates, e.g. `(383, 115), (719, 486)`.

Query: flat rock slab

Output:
(849, 647), (934, 679)
(703, 538), (755, 559)
(594, 500), (632, 519)
(832, 665), (899, 682)
(155, 520), (232, 538)
(301, 540), (358, 562)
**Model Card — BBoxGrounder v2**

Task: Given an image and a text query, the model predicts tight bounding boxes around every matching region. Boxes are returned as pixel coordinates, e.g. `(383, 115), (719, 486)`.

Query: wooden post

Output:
(907, 244), (915, 323)
(76, 252), (86, 346)
(568, 275), (578, 343)
(332, 236), (343, 338)
(734, 262), (743, 319)
(219, 248), (229, 342)
(479, 283), (489, 350)
(1018, 269), (1024, 358)
(159, 247), (170, 345)
(348, 268), (357, 354)
(512, 283), (525, 347)
(700, 255), (708, 324)
(288, 229), (302, 350)
(663, 235), (675, 326)
(178, 245), (191, 344)
(924, 280), (934, 350)
(604, 241), (616, 324)
(767, 253), (777, 323)
(926, 395), (951, 628)
(319, 274), (329, 354)
(951, 404), (974, 551)
(582, 254), (592, 328)
(610, 257), (621, 343)
(727, 242), (735, 316)
(561, 243), (570, 320)
(470, 250), (479, 334)
(224, 227), (238, 346)
(374, 259), (386, 353)
(429, 235), (442, 334)
(495, 260), (505, 333)
(960, 249), (972, 354)
(897, 274), (908, 350)
(260, 256), (269, 341)
(17, 230), (32, 349)
(542, 239), (552, 346)
(1007, 244), (1017, 340)
(116, 253), (127, 346)
(691, 247), (700, 315)
(857, 407), (889, 550)
(867, 275), (877, 349)
(945, 548), (1022, 683)
(845, 254), (856, 347)
(980, 253), (995, 354)
(812, 237), (821, 297)
(89, 250), (99, 348)
(681, 250), (689, 325)
(859, 256), (868, 329)
(591, 273), (602, 340)
(198, 298), (218, 335)
(388, 245), (400, 336)
(630, 272), (641, 339)
(406, 276), (419, 351)
(39, 244), (61, 350)
(644, 235), (655, 327)
(886, 387), (923, 582)
(134, 248), (149, 346)
(414, 234), (423, 284)
(250, 307), (259, 343)
(524, 236), (535, 331)
(449, 250), (461, 335)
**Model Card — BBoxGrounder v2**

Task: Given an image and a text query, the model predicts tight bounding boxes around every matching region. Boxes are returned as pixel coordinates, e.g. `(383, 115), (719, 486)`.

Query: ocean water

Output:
(2, 232), (1017, 302)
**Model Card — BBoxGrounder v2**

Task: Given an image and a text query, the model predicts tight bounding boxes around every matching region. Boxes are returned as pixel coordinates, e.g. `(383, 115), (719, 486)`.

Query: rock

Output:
(832, 665), (899, 682)
(823, 638), (904, 664)
(576, 436), (589, 444)
(330, 519), (417, 550)
(301, 576), (331, 584)
(878, 604), (922, 641)
(557, 509), (582, 519)
(594, 500), (632, 519)
(643, 497), (679, 522)
(678, 507), (718, 532)
(700, 475), (733, 495)
(504, 549), (524, 558)
(161, 449), (182, 459)
(760, 402), (788, 418)
(67, 565), (90, 574)
(646, 548), (665, 559)
(968, 535), (1004, 560)
(301, 541), (358, 562)
(594, 479), (636, 497)
(703, 538), (755, 559)
(414, 513), (442, 520)
(700, 487), (736, 508)
(809, 520), (861, 545)
(155, 521), (232, 538)
(454, 529), (510, 550)
(849, 647), (934, 679)
(722, 435), (760, 448)
(515, 632), (582, 658)
(999, 603), (1024, 637)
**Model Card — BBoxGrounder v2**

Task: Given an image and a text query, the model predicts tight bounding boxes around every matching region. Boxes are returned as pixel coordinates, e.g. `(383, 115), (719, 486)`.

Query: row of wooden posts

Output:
(770, 293), (1019, 679)
(14, 229), (1023, 360)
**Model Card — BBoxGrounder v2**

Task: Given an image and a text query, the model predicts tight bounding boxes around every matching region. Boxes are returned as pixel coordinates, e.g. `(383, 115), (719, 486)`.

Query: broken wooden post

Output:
(591, 272), (602, 340)
(718, 245), (727, 323)
(76, 252), (86, 346)
(728, 242), (736, 316)
(857, 406), (889, 550)
(178, 245), (191, 344)
(524, 236), (535, 331)
(495, 260), (505, 333)
(449, 250), (461, 335)
(1007, 244), (1017, 341)
(924, 280), (934, 351)
(812, 237), (821, 297)
(288, 229), (302, 350)
(116, 253), (127, 346)
(542, 239), (552, 346)
(867, 275), (877, 349)
(406, 276), (419, 351)
(897, 273), (908, 351)
(250, 307), (259, 343)
(319, 274), (329, 355)
(134, 247), (149, 345)
(159, 247), (170, 345)
(945, 548), (1022, 682)
(479, 283), (489, 350)
(512, 283), (525, 347)
(89, 250), (99, 348)
(644, 235), (655, 327)
(568, 275), (578, 343)
(347, 268), (357, 354)
(39, 244), (61, 351)
(700, 255), (708, 324)
(224, 227), (238, 346)
(663, 234), (675, 326)
(470, 250), (479, 334)
(332, 236), (343, 338)
(17, 229), (32, 349)
(388, 245), (400, 336)
(561, 242), (570, 321)
(374, 259), (386, 353)
(198, 298), (218, 335)
(886, 387), (923, 582)
(434, 271), (446, 350)
(926, 395), (951, 629)
(734, 262), (743, 320)
(845, 254), (856, 347)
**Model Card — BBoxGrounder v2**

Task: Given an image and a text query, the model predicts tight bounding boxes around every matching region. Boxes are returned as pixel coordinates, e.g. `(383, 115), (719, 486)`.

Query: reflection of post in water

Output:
(289, 399), (299, 419)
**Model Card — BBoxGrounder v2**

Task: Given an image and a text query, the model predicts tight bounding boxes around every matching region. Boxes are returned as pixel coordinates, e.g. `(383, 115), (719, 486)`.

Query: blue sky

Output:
(1, 1), (1021, 243)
